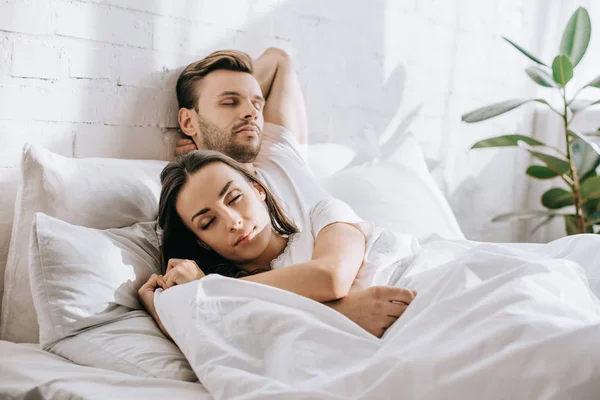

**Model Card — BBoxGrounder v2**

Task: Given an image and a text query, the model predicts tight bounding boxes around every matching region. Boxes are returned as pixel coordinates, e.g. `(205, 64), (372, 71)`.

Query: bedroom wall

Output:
(0, 0), (585, 281)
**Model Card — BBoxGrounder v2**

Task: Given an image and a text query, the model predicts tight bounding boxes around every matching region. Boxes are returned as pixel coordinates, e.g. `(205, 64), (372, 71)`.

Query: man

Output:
(171, 47), (414, 338)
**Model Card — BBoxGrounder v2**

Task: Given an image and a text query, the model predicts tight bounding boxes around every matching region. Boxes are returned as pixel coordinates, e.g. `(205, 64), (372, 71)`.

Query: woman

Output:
(139, 150), (417, 337)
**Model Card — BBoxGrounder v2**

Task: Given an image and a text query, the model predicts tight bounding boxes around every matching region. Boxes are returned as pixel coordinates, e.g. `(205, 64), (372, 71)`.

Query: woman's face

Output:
(175, 162), (272, 264)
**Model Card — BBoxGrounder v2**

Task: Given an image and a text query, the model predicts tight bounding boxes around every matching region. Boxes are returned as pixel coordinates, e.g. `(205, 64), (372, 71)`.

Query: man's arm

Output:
(253, 47), (309, 144)
(240, 222), (365, 302)
(325, 287), (418, 338)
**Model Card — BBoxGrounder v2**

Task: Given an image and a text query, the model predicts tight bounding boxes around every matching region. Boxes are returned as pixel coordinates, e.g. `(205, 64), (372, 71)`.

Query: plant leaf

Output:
(581, 175), (600, 200)
(518, 141), (571, 175)
(503, 37), (548, 67)
(559, 7), (591, 67)
(569, 129), (600, 153)
(471, 134), (547, 149)
(587, 211), (600, 225)
(552, 55), (574, 86)
(462, 99), (547, 123)
(564, 215), (579, 235)
(492, 210), (556, 222)
(584, 75), (600, 89)
(531, 215), (556, 235)
(526, 165), (559, 179)
(542, 188), (574, 209)
(526, 66), (558, 88)
(570, 99), (600, 112)
(571, 138), (600, 178)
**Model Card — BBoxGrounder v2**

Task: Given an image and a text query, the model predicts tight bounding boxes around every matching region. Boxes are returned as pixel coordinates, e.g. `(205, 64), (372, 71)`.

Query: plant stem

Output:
(563, 88), (586, 233)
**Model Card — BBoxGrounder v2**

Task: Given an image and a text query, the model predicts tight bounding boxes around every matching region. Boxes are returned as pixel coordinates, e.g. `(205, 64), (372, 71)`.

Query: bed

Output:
(1, 136), (598, 399)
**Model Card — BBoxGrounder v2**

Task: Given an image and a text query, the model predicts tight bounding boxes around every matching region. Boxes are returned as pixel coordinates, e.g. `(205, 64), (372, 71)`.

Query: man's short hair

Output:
(176, 50), (254, 111)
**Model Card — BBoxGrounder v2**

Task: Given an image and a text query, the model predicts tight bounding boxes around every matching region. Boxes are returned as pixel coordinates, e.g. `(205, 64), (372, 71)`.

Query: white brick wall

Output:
(0, 0), (595, 284)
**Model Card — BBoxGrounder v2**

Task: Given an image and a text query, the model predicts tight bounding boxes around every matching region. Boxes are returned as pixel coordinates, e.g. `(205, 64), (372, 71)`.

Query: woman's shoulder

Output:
(308, 198), (363, 237)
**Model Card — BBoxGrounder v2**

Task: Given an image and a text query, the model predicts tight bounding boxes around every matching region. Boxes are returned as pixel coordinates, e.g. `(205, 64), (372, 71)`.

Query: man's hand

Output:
(163, 258), (206, 288)
(175, 138), (197, 156)
(138, 273), (172, 339)
(326, 286), (418, 338)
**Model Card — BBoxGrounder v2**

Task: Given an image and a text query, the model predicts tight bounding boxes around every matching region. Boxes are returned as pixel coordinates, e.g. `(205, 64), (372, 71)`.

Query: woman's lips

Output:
(235, 227), (256, 246)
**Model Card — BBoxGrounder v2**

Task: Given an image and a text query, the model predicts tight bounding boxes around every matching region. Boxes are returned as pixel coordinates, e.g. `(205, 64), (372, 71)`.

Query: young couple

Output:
(138, 48), (418, 339)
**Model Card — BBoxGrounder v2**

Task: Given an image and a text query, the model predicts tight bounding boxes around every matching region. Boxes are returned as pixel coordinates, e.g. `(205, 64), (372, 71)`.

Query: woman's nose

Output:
(227, 213), (243, 232)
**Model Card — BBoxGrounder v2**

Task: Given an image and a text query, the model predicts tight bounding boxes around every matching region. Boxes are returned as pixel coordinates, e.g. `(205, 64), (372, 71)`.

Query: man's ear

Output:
(178, 108), (198, 138)
(252, 182), (267, 201)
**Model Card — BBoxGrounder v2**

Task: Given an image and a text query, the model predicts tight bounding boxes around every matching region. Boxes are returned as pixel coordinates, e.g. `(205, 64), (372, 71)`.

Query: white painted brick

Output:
(74, 125), (168, 160)
(0, 1), (52, 35)
(115, 48), (175, 89)
(81, 0), (203, 21)
(95, 86), (171, 126)
(67, 41), (117, 79)
(11, 40), (64, 80)
(457, 0), (497, 35)
(0, 82), (100, 123)
(55, 1), (153, 48)
(417, 0), (459, 27)
(0, 124), (74, 167)
(202, 0), (251, 30)
(0, 35), (10, 77)
(153, 16), (237, 56)
(152, 17), (193, 53)
(271, 10), (302, 42)
(189, 24), (238, 55)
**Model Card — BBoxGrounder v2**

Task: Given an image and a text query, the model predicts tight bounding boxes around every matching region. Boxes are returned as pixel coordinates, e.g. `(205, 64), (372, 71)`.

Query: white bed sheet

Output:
(0, 341), (210, 400)
(156, 234), (600, 399)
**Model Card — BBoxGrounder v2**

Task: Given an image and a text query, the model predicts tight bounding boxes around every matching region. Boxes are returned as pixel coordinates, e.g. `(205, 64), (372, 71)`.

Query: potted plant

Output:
(462, 7), (600, 236)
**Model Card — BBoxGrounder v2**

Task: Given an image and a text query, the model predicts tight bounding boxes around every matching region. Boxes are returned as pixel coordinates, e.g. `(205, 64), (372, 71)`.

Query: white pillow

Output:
(1, 143), (166, 343)
(29, 213), (195, 381)
(314, 133), (464, 240)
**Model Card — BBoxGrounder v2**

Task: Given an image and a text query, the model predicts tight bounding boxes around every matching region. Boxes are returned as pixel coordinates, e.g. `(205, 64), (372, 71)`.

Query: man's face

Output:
(192, 70), (266, 163)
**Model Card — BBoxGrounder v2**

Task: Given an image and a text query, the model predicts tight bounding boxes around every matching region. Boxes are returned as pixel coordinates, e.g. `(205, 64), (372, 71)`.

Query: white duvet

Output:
(156, 234), (600, 399)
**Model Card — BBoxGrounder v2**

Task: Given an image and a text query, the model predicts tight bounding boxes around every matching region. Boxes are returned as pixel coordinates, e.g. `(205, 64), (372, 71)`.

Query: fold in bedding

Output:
(0, 340), (209, 400)
(156, 234), (600, 400)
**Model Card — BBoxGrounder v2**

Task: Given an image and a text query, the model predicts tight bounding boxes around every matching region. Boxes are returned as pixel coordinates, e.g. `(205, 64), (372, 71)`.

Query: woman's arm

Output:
(138, 274), (173, 340)
(240, 222), (365, 303)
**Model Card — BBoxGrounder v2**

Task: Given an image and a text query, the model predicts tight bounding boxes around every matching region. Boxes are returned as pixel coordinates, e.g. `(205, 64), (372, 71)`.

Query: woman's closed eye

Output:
(200, 194), (242, 230)
(201, 218), (214, 230)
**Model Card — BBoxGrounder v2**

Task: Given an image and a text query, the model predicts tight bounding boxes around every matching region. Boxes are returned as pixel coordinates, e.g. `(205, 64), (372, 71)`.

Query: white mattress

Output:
(0, 340), (211, 399)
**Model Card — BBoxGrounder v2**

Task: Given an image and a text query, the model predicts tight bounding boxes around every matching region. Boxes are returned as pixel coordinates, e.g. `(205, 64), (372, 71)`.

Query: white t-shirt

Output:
(270, 198), (418, 291)
(254, 123), (331, 230)
(252, 123), (416, 289)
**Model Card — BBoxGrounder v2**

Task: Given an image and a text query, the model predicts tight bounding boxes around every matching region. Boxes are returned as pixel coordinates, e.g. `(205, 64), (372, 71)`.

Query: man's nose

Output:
(241, 100), (258, 121)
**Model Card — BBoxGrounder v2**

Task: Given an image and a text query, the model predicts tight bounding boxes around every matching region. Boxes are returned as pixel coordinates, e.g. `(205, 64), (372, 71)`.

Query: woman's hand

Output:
(138, 274), (171, 339)
(163, 258), (206, 288)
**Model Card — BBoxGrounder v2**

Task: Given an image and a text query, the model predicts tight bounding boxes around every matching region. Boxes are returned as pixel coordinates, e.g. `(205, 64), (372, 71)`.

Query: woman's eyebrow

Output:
(191, 180), (234, 222)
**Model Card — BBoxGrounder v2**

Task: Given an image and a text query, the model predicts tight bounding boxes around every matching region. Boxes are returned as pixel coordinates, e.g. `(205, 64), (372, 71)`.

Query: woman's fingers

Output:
(164, 270), (179, 288)
(166, 258), (185, 273)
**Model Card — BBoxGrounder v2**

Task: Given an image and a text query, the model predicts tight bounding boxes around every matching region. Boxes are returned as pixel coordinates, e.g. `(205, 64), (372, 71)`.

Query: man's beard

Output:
(196, 114), (262, 163)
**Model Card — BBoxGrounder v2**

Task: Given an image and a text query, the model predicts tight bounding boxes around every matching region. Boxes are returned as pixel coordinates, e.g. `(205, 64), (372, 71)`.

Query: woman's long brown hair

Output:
(158, 150), (298, 277)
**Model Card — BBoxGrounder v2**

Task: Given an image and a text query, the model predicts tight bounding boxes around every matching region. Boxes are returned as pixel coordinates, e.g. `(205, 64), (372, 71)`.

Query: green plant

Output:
(461, 7), (600, 236)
